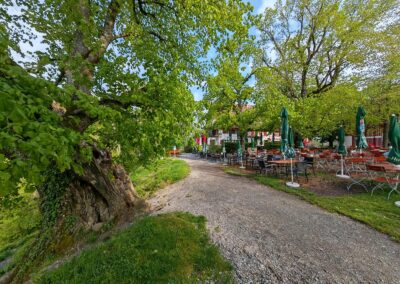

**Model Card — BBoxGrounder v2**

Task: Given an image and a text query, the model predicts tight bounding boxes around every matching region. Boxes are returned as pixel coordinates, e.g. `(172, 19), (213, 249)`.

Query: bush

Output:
(223, 142), (237, 154)
(208, 144), (222, 154)
(263, 141), (281, 150)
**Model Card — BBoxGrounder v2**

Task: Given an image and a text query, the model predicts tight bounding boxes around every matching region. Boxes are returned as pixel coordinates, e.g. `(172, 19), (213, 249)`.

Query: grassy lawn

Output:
(130, 158), (190, 198)
(0, 190), (40, 276)
(37, 212), (233, 284)
(225, 167), (400, 242)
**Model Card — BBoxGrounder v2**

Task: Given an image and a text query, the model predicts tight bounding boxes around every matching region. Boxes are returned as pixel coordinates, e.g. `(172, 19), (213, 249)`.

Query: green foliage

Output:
(130, 159), (190, 198)
(208, 144), (222, 154)
(38, 168), (74, 227)
(0, 189), (40, 276)
(263, 141), (281, 150)
(202, 21), (257, 139)
(0, 0), (255, 196)
(223, 142), (237, 154)
(254, 0), (400, 137)
(37, 212), (233, 283)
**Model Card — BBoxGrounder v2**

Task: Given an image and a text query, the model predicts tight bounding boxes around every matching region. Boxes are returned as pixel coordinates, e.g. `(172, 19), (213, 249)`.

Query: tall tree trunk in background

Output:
(383, 119), (390, 148)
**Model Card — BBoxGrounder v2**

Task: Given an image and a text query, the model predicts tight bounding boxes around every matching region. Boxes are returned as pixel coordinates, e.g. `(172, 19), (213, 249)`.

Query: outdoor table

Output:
(270, 159), (301, 177)
(372, 163), (400, 173)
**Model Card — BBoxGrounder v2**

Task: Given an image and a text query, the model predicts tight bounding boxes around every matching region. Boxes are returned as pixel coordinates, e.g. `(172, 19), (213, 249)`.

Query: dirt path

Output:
(149, 156), (400, 283)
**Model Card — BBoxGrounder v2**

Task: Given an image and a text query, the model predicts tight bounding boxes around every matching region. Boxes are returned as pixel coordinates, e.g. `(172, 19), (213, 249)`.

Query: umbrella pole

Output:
(291, 158), (294, 183)
(239, 156), (245, 169)
(336, 154), (350, 179)
(286, 158), (300, 188)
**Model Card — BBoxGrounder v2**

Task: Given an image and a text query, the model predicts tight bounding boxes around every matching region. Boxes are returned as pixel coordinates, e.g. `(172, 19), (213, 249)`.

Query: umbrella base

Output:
(395, 201), (400, 208)
(336, 174), (350, 179)
(286, 181), (300, 188)
(239, 166), (245, 169)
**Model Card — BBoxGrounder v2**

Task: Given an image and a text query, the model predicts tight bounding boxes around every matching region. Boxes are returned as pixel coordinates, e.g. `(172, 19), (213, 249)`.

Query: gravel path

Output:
(149, 156), (400, 283)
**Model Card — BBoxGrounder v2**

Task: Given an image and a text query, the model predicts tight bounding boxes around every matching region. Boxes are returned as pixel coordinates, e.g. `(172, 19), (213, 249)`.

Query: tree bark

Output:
(61, 151), (148, 230)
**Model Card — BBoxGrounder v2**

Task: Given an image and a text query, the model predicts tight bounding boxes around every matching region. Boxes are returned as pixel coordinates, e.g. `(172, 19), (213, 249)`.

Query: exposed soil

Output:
(150, 155), (400, 283)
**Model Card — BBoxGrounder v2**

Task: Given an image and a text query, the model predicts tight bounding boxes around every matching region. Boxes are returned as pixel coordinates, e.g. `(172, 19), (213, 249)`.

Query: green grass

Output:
(225, 167), (400, 242)
(0, 190), (41, 275)
(130, 158), (190, 198)
(37, 212), (233, 284)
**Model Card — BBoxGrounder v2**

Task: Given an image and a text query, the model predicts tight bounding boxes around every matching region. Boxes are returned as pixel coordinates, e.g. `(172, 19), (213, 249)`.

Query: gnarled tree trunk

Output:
(61, 150), (148, 230)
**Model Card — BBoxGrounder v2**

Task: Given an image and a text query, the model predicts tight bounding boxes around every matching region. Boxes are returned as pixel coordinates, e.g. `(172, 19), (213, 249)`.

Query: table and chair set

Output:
(199, 147), (399, 199)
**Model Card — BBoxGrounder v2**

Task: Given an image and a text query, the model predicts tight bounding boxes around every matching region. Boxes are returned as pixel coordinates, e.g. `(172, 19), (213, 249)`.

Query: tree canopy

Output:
(0, 0), (253, 196)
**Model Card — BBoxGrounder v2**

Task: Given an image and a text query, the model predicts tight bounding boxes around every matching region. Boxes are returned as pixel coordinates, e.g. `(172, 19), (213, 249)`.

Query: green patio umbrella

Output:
(337, 125), (350, 178)
(298, 133), (304, 149)
(251, 137), (255, 150)
(285, 127), (299, 187)
(236, 138), (242, 158)
(337, 126), (347, 155)
(285, 127), (296, 158)
(387, 114), (400, 165)
(356, 106), (368, 150)
(280, 107), (289, 153)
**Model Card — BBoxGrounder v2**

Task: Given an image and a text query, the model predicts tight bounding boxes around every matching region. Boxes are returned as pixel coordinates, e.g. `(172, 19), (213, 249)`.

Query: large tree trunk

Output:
(61, 150), (147, 230)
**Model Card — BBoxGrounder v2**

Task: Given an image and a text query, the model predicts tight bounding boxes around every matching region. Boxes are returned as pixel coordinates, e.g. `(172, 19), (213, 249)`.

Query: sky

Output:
(7, 0), (277, 100)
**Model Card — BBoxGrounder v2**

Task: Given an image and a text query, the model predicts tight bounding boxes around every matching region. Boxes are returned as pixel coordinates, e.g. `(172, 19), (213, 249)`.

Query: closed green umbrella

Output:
(236, 139), (242, 158)
(298, 133), (304, 149)
(337, 126), (347, 155)
(337, 126), (350, 178)
(387, 114), (400, 165)
(280, 107), (289, 153)
(285, 127), (296, 158)
(356, 106), (368, 150)
(285, 126), (299, 187)
(251, 137), (255, 150)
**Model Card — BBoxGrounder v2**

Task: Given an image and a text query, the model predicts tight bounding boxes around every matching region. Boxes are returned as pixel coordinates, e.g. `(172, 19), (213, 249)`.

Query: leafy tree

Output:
(255, 0), (398, 138)
(202, 30), (257, 151)
(0, 0), (252, 231)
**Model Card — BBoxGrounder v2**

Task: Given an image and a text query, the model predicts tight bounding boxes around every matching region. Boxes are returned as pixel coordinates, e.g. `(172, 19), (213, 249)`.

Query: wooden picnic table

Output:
(269, 159), (301, 165)
(371, 163), (400, 173)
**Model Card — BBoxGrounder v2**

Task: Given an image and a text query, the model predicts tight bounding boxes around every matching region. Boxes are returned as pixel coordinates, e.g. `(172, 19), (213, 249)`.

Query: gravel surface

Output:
(149, 155), (400, 283)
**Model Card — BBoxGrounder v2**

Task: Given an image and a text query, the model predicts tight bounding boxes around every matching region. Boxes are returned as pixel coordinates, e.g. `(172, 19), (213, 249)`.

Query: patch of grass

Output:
(0, 190), (41, 276)
(130, 158), (190, 198)
(225, 167), (400, 242)
(37, 212), (233, 284)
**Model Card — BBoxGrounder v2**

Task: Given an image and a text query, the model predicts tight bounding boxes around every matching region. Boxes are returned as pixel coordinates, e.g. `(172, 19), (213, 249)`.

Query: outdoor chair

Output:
(257, 159), (276, 176)
(367, 164), (400, 199)
(303, 156), (316, 175)
(293, 162), (309, 182)
(346, 162), (372, 192)
(316, 154), (332, 171)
